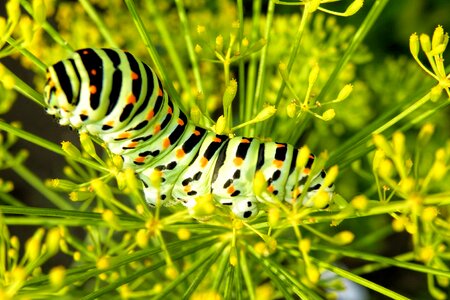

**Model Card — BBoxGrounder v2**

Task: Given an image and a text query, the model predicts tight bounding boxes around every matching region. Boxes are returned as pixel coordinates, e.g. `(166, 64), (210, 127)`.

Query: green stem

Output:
(244, 0), (262, 136)
(3, 151), (74, 210)
(0, 121), (108, 173)
(3, 65), (45, 107)
(123, 0), (181, 106)
(254, 0), (275, 137)
(78, 0), (118, 48)
(145, 0), (191, 110)
(6, 37), (47, 73)
(20, 0), (73, 52)
(174, 0), (203, 94)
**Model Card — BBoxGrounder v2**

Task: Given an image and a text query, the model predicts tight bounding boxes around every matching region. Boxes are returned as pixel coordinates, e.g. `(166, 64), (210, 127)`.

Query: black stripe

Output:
(211, 139), (230, 184)
(77, 49), (103, 110)
(53, 61), (73, 104)
(125, 51), (142, 101)
(103, 49), (122, 116)
(274, 143), (287, 161)
(236, 138), (253, 159)
(255, 143), (265, 170)
(182, 127), (206, 154)
(168, 112), (188, 145)
(289, 148), (298, 175)
(306, 154), (315, 169)
(159, 100), (174, 131)
(130, 64), (154, 118)
(68, 59), (82, 105)
(119, 103), (134, 122)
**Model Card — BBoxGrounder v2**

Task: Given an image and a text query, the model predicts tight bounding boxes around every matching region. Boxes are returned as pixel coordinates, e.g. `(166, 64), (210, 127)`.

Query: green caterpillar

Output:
(44, 48), (334, 219)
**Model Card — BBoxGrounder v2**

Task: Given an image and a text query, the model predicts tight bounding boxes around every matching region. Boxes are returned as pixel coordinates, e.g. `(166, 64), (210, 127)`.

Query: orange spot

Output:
(200, 157), (208, 168)
(117, 132), (131, 139)
(303, 168), (310, 175)
(176, 149), (185, 158)
(233, 157), (243, 166)
(105, 120), (114, 127)
(163, 138), (170, 148)
(127, 94), (136, 104)
(227, 185), (235, 195)
(177, 118), (185, 126)
(82, 50), (89, 54)
(153, 124), (161, 134)
(168, 106), (173, 115)
(131, 71), (139, 80)
(146, 110), (154, 120)
(126, 142), (138, 149)
(277, 143), (286, 148)
(89, 85), (97, 94)
(309, 155), (315, 159)
(184, 185), (191, 192)
(158, 88), (163, 96)
(90, 69), (97, 76)
(194, 130), (200, 136)
(273, 160), (283, 168)
(267, 185), (275, 193)
(241, 138), (250, 143)
(134, 156), (145, 163)
(213, 137), (222, 143)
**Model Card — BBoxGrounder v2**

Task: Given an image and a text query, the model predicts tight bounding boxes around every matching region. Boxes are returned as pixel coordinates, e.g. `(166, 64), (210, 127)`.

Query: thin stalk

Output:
(315, 0), (390, 103)
(313, 258), (410, 300)
(292, 0), (391, 145)
(145, 0), (191, 108)
(78, 0), (118, 48)
(7, 37), (47, 72)
(244, 0), (262, 136)
(237, 0), (245, 128)
(123, 0), (181, 106)
(0, 121), (108, 173)
(253, 0), (276, 137)
(3, 151), (73, 210)
(265, 3), (309, 137)
(20, 0), (73, 52)
(174, 0), (203, 94)
(3, 65), (45, 107)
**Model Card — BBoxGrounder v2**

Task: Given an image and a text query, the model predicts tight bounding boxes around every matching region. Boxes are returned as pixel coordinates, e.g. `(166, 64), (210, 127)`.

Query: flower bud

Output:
(344, 0), (364, 16)
(336, 84), (353, 102)
(322, 109), (335, 121)
(223, 79), (237, 108)
(432, 25), (444, 49)
(49, 266), (65, 287)
(61, 141), (81, 157)
(254, 106), (276, 122)
(420, 33), (431, 53)
(410, 33), (420, 58)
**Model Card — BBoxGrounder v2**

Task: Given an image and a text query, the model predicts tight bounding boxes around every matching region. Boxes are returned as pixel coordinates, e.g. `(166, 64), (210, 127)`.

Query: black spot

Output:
(102, 124), (113, 130)
(247, 201), (252, 207)
(243, 211), (252, 218)
(272, 170), (281, 181)
(80, 114), (88, 121)
(193, 171), (202, 181)
(222, 201), (232, 206)
(182, 178), (193, 186)
(308, 184), (321, 192)
(161, 195), (166, 200)
(230, 190), (240, 197)
(187, 191), (197, 196)
(223, 179), (233, 189)
(320, 170), (326, 178)
(273, 190), (279, 195)
(167, 161), (177, 170)
(233, 170), (241, 179)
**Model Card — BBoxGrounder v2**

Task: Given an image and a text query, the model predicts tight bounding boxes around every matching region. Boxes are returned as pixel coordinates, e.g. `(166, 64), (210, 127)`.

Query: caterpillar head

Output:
(44, 60), (80, 126)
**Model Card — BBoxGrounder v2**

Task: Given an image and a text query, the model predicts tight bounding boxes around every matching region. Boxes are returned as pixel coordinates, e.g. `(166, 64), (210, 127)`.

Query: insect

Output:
(44, 48), (334, 219)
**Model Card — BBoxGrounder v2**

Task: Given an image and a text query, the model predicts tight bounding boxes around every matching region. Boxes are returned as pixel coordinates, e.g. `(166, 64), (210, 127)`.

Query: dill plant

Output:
(0, 0), (449, 299)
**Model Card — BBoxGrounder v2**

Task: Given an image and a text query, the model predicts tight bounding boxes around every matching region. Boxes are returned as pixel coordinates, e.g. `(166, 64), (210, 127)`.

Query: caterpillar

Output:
(44, 48), (334, 219)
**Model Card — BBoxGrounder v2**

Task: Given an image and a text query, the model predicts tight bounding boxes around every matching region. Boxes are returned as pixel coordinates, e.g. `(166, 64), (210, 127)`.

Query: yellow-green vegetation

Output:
(0, 0), (450, 299)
